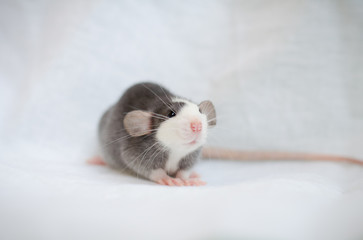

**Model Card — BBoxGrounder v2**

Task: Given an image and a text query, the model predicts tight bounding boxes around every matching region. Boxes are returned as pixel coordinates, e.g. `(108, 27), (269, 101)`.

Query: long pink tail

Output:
(202, 147), (363, 166)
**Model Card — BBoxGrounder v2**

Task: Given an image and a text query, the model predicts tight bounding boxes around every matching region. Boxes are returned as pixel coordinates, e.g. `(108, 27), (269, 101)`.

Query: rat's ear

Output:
(123, 110), (152, 137)
(199, 100), (216, 126)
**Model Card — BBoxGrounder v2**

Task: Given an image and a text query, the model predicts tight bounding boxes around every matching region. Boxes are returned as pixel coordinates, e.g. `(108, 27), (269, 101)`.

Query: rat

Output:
(89, 82), (362, 186)
(92, 82), (217, 186)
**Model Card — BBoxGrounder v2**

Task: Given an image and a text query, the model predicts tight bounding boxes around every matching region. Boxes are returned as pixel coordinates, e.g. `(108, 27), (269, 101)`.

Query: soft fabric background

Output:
(1, 1), (362, 240)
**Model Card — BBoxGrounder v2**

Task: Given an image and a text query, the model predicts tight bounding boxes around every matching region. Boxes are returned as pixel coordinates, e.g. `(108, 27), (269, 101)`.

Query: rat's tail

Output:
(202, 147), (363, 166)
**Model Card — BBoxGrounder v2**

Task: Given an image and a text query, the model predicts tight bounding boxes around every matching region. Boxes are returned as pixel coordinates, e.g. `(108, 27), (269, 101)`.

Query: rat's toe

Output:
(186, 178), (206, 186)
(171, 178), (184, 186)
(164, 178), (177, 186)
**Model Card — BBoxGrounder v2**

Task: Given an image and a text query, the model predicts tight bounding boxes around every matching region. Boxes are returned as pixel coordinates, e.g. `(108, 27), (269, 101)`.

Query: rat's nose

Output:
(190, 120), (202, 133)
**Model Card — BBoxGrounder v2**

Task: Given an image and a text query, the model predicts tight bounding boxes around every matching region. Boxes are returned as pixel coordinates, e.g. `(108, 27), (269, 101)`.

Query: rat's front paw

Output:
(176, 170), (206, 186)
(181, 178), (206, 186)
(156, 177), (184, 186)
(150, 169), (182, 186)
(157, 177), (206, 186)
(150, 169), (206, 186)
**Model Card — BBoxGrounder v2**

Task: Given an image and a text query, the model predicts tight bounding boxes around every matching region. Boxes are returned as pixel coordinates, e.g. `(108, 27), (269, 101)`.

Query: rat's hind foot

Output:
(87, 156), (106, 166)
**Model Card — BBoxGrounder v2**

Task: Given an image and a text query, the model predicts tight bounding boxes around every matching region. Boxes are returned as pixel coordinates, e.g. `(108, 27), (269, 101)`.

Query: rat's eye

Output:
(199, 108), (202, 113)
(168, 111), (176, 118)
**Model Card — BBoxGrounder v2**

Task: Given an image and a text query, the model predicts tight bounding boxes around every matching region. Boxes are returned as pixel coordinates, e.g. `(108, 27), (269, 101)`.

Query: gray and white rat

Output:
(89, 82), (362, 186)
(93, 82), (216, 186)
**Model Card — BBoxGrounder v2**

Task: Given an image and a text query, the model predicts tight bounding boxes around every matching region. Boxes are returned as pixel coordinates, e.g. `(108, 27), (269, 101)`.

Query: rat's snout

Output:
(190, 120), (202, 133)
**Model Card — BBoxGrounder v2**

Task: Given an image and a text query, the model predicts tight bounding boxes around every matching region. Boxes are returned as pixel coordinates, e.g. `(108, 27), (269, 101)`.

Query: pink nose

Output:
(190, 121), (202, 133)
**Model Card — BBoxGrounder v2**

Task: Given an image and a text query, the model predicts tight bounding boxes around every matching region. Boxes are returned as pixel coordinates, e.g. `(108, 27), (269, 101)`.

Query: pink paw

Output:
(87, 156), (106, 166)
(182, 178), (206, 186)
(157, 177), (206, 186)
(150, 169), (206, 187)
(156, 177), (184, 186)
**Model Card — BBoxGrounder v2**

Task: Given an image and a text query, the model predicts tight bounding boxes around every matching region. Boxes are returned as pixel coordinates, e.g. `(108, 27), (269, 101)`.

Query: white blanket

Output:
(1, 1), (363, 239)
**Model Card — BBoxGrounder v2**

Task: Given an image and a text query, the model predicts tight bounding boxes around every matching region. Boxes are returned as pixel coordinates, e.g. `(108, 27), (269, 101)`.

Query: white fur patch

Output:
(156, 98), (208, 173)
(149, 168), (168, 181)
(164, 150), (189, 174)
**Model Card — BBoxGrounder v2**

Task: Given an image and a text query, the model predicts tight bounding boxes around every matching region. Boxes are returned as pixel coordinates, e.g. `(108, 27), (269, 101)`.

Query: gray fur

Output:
(98, 82), (200, 179)
(178, 149), (202, 171)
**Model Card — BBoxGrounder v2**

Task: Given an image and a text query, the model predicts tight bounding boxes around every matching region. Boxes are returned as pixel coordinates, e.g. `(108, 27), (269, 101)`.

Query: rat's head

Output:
(154, 99), (216, 151)
(124, 98), (216, 152)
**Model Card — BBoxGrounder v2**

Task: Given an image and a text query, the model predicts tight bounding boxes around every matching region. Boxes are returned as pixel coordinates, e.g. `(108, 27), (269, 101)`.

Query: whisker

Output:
(128, 141), (159, 179)
(206, 114), (228, 121)
(102, 129), (160, 147)
(207, 118), (218, 123)
(135, 141), (160, 179)
(102, 135), (134, 147)
(124, 109), (168, 120)
(158, 85), (175, 110)
(204, 107), (214, 119)
(143, 143), (166, 175)
(102, 122), (185, 148)
(142, 83), (175, 113)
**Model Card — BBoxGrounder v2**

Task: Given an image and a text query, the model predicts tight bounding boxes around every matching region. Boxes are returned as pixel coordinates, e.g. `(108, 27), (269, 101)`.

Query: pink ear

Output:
(199, 100), (216, 126)
(123, 110), (152, 136)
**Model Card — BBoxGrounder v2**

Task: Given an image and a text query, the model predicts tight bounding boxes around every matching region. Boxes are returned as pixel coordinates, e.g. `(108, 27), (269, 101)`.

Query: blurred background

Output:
(1, 1), (363, 240)
(1, 0), (363, 161)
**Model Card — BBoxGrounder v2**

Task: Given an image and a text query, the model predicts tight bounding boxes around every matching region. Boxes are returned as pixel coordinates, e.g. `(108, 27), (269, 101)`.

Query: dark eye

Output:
(199, 108), (202, 113)
(168, 111), (176, 118)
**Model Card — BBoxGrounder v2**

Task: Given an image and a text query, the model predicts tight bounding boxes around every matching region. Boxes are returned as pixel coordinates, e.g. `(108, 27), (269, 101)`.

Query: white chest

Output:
(164, 150), (187, 174)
